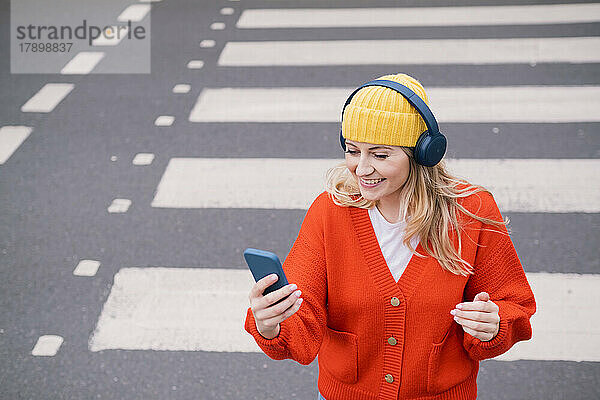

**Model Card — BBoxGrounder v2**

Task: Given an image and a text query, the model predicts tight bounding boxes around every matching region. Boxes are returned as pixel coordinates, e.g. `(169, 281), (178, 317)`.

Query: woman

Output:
(244, 73), (536, 400)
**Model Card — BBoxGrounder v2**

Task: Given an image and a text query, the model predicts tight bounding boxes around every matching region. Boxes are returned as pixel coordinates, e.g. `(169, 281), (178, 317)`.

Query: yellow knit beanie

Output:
(342, 73), (429, 147)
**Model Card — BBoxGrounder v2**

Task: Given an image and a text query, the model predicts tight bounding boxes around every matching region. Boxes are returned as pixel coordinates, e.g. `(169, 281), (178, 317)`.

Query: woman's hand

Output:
(248, 274), (304, 339)
(451, 292), (500, 342)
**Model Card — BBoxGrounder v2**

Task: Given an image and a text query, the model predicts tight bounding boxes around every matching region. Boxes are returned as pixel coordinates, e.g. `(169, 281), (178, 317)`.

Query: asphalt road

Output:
(1, 0), (599, 399)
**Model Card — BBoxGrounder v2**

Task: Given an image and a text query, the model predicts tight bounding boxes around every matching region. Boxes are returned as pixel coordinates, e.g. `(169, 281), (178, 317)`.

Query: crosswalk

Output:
(85, 1), (600, 367)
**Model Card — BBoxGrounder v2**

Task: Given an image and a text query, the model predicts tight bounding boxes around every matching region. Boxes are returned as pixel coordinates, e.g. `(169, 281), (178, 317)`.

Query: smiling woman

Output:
(326, 73), (508, 276)
(244, 73), (536, 400)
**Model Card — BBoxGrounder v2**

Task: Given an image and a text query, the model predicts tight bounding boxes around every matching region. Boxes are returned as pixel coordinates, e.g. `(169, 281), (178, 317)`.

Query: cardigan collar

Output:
(349, 206), (428, 302)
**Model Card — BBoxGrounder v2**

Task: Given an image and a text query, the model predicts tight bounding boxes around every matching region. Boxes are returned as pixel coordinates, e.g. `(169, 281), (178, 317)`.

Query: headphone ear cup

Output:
(414, 131), (447, 167)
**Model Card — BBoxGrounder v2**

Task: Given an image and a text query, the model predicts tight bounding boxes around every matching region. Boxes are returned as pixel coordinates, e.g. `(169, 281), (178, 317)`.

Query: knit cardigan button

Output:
(390, 297), (400, 306)
(385, 374), (394, 383)
(388, 337), (397, 345)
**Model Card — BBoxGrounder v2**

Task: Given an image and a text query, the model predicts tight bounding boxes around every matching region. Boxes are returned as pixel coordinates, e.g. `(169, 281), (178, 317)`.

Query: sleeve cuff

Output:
(244, 307), (289, 356)
(477, 309), (509, 349)
(464, 306), (511, 359)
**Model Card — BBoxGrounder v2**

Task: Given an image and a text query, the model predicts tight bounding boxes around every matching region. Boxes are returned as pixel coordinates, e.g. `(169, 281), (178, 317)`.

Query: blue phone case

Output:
(243, 248), (289, 297)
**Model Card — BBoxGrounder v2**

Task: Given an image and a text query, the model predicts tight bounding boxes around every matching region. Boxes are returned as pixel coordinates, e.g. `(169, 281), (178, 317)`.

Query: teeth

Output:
(362, 178), (384, 184)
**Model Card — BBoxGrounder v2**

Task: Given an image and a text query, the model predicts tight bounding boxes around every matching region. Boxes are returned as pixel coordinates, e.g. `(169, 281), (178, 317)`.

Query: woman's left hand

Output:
(451, 292), (500, 342)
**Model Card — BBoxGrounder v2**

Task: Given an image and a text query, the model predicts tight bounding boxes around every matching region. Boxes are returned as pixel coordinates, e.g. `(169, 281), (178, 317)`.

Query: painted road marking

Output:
(21, 84), (74, 113)
(92, 26), (129, 46)
(0, 126), (32, 164)
(210, 22), (226, 30)
(187, 60), (204, 69)
(237, 4), (600, 28)
(108, 198), (131, 213)
(32, 335), (64, 356)
(496, 273), (600, 362)
(89, 268), (258, 352)
(218, 37), (600, 66)
(154, 115), (174, 126)
(172, 84), (191, 94)
(118, 4), (151, 22)
(150, 158), (599, 213)
(89, 268), (600, 361)
(73, 260), (101, 277)
(60, 52), (105, 75)
(132, 153), (155, 165)
(188, 86), (600, 123)
(200, 40), (216, 48)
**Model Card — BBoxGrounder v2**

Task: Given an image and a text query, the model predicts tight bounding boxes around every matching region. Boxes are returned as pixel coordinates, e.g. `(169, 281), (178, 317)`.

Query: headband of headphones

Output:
(340, 79), (447, 167)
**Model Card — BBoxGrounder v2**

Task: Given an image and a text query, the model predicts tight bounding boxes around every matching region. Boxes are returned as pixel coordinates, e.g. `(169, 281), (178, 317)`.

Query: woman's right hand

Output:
(248, 274), (304, 339)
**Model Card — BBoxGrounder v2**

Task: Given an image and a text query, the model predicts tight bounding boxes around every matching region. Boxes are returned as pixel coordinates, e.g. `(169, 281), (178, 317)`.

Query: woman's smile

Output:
(359, 177), (387, 188)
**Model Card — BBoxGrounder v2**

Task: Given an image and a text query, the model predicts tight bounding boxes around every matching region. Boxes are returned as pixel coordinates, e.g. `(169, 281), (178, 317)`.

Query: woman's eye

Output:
(345, 150), (388, 159)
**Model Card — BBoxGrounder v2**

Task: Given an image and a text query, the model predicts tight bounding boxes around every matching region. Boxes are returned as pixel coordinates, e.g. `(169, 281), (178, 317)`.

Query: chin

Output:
(359, 190), (381, 201)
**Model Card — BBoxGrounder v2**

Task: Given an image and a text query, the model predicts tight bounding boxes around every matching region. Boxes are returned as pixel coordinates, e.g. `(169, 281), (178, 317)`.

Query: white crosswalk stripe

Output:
(150, 158), (600, 212)
(497, 272), (600, 362)
(188, 86), (600, 123)
(218, 37), (600, 66)
(236, 4), (600, 28)
(89, 268), (600, 362)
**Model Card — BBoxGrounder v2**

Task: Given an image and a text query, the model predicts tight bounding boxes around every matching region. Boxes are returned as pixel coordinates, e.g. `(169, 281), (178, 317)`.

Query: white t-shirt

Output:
(368, 205), (420, 282)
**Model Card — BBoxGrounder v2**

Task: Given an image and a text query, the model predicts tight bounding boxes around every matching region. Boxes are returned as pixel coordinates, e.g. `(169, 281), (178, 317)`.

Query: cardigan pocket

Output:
(427, 324), (474, 394)
(320, 326), (359, 384)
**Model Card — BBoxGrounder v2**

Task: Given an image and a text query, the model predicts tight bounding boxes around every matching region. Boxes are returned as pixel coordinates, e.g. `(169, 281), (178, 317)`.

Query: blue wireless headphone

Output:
(340, 79), (447, 167)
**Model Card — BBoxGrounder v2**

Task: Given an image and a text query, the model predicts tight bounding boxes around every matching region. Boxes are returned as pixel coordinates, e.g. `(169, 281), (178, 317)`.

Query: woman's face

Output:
(344, 139), (411, 202)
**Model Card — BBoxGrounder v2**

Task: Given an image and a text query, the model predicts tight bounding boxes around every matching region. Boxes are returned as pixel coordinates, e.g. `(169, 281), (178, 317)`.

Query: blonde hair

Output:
(325, 147), (510, 276)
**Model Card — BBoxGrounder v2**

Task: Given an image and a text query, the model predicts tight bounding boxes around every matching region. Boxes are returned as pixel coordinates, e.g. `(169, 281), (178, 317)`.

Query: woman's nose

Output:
(356, 155), (374, 176)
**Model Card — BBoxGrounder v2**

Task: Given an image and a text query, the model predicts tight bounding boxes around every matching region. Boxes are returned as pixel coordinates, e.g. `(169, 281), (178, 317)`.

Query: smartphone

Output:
(244, 248), (290, 305)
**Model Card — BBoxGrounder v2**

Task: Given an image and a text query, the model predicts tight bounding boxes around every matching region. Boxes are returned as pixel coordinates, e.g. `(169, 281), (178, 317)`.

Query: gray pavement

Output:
(1, 0), (599, 399)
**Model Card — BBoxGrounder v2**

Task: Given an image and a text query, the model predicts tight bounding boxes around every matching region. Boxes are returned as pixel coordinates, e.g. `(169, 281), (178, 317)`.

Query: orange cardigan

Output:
(245, 188), (536, 400)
